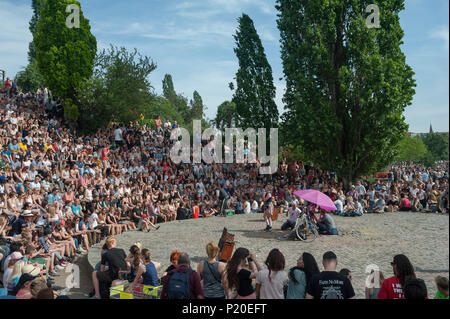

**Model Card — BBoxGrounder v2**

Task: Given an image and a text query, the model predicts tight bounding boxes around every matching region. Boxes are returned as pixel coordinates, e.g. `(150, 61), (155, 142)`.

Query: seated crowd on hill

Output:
(0, 82), (448, 298)
(89, 235), (448, 300)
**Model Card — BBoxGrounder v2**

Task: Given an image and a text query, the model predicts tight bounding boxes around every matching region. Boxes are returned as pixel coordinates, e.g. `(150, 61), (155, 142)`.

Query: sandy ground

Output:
(65, 211), (448, 299)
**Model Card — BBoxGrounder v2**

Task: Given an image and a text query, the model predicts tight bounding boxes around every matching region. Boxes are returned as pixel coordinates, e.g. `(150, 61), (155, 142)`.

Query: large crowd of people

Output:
(0, 80), (448, 299)
(89, 236), (448, 300)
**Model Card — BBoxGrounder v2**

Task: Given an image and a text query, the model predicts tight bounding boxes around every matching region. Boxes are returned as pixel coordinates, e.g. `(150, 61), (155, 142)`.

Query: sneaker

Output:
(55, 265), (65, 271)
(49, 271), (59, 276)
(61, 261), (68, 266)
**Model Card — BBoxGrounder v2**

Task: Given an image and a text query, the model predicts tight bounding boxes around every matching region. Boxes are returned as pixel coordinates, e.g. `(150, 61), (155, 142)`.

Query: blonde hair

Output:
(206, 241), (220, 259)
(106, 235), (116, 249)
(48, 206), (56, 218)
(133, 241), (142, 251)
(7, 260), (26, 284)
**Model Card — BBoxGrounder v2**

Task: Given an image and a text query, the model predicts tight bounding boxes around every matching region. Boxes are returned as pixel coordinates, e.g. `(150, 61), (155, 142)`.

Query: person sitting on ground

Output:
(306, 251), (355, 299)
(162, 250), (182, 278)
(281, 203), (301, 231)
(223, 248), (262, 299)
(399, 193), (412, 212)
(161, 252), (204, 299)
(339, 268), (352, 282)
(373, 193), (387, 214)
(341, 197), (357, 217)
(129, 248), (161, 288)
(403, 277), (428, 300)
(286, 252), (320, 299)
(314, 210), (338, 235)
(255, 249), (288, 299)
(91, 235), (127, 299)
(365, 269), (385, 299)
(378, 254), (416, 299)
(434, 276), (449, 299)
(197, 241), (227, 299)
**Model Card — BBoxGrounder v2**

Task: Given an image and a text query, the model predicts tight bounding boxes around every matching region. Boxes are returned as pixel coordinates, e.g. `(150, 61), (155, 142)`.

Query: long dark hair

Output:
(289, 252), (320, 286)
(129, 245), (141, 270)
(226, 247), (249, 291)
(265, 249), (285, 282)
(393, 254), (416, 287)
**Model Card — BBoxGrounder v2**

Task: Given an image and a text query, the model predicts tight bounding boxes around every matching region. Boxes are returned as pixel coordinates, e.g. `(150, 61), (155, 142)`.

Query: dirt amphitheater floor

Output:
(63, 211), (448, 299)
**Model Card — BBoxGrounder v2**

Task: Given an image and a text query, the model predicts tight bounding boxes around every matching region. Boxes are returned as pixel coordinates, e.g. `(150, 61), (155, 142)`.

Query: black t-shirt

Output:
(237, 269), (254, 297)
(9, 217), (27, 236)
(165, 264), (176, 274)
(306, 271), (355, 299)
(101, 248), (127, 281)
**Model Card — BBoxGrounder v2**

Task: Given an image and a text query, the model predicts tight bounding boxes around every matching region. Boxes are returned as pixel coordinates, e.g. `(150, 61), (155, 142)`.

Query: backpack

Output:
(166, 269), (193, 299)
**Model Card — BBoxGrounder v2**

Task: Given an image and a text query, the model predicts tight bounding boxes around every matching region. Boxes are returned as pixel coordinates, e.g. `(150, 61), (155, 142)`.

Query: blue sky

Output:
(0, 0), (448, 133)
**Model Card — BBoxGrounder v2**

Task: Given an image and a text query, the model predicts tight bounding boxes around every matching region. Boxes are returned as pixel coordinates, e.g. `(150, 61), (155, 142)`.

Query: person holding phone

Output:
(224, 248), (261, 299)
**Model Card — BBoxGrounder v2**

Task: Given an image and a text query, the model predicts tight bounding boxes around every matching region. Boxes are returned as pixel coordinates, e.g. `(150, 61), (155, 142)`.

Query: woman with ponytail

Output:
(255, 249), (288, 299)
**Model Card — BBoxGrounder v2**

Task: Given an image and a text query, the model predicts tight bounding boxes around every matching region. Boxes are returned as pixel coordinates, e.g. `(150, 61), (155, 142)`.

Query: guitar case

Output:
(218, 227), (235, 262)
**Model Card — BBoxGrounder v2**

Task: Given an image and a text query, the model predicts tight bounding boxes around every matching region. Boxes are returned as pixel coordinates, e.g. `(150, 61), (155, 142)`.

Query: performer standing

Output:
(264, 188), (274, 231)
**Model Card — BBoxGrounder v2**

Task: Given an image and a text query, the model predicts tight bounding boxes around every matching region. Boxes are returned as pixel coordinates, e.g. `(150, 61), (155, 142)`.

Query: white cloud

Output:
(430, 25), (449, 51)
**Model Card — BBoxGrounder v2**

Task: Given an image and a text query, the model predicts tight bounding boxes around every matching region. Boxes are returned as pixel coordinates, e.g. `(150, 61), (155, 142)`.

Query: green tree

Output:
(276, 0), (416, 186)
(34, 0), (97, 110)
(162, 74), (177, 104)
(16, 59), (45, 93)
(421, 133), (449, 160)
(28, 0), (45, 62)
(214, 101), (237, 131)
(190, 91), (205, 120)
(395, 135), (429, 162)
(232, 13), (279, 130)
(75, 46), (157, 132)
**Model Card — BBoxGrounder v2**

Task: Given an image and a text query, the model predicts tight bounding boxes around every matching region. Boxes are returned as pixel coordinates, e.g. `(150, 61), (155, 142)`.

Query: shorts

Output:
(96, 270), (112, 283)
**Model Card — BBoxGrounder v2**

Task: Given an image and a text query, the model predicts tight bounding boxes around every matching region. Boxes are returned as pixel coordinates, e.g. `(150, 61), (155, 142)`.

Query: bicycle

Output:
(295, 212), (319, 243)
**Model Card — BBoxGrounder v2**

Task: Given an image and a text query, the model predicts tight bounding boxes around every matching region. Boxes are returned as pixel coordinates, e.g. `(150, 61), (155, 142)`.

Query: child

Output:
(435, 276), (449, 299)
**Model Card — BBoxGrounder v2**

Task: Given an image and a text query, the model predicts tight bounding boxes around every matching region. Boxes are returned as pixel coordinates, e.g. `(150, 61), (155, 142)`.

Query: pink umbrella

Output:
(294, 190), (337, 211)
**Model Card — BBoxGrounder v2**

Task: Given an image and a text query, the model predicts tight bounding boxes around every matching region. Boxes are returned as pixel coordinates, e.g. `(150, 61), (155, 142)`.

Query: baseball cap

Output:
(10, 251), (23, 260)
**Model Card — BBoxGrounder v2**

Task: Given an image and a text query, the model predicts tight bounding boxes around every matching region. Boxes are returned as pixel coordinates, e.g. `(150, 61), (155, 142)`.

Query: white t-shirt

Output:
(114, 128), (123, 141)
(287, 207), (302, 223)
(251, 201), (259, 210)
(255, 269), (288, 299)
(244, 202), (251, 214)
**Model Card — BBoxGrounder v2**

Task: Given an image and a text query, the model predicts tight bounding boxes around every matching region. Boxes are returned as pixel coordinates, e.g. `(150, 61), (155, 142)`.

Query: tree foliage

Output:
(16, 59), (45, 93)
(276, 0), (416, 185)
(28, 0), (45, 62)
(214, 101), (238, 131)
(190, 91), (205, 120)
(34, 0), (97, 103)
(421, 133), (449, 161)
(232, 13), (279, 130)
(75, 46), (157, 132)
(395, 135), (429, 162)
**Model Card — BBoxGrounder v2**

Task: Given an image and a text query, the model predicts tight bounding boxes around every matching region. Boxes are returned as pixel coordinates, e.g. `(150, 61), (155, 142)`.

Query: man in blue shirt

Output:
(9, 210), (34, 236)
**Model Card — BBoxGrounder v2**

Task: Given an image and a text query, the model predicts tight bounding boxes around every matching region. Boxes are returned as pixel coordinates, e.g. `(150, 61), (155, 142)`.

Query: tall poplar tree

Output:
(276, 0), (416, 185)
(232, 13), (279, 130)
